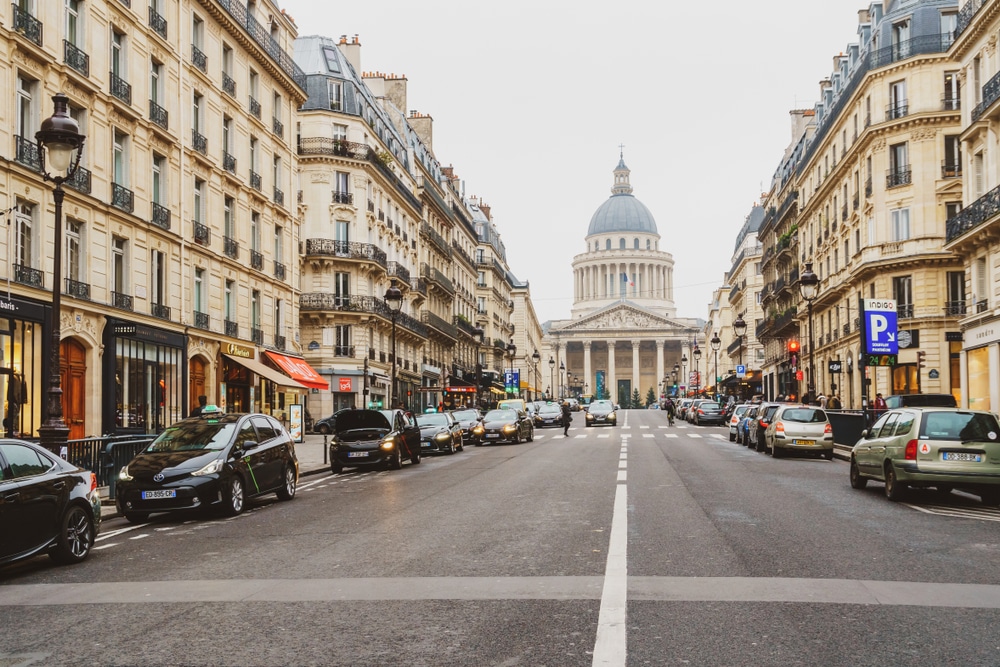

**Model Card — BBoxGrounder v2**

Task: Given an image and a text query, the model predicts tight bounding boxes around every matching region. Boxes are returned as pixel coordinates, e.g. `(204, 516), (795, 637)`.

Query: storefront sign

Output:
(339, 377), (352, 392)
(289, 404), (303, 443)
(945, 331), (963, 342)
(226, 343), (254, 358)
(114, 323), (137, 336)
(964, 322), (1000, 346)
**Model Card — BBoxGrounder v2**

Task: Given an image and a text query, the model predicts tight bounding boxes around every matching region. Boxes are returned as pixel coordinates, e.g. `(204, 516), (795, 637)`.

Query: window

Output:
(14, 199), (34, 268)
(974, 152), (985, 198)
(646, 239), (651, 249)
(113, 130), (128, 186)
(192, 93), (203, 134)
(112, 236), (127, 293)
(65, 0), (82, 46)
(867, 216), (875, 246)
(273, 91), (282, 122)
(272, 155), (281, 190)
(251, 289), (260, 329)
(335, 220), (349, 242)
(477, 270), (486, 287)
(888, 142), (909, 186)
(150, 60), (163, 106)
(333, 123), (347, 141)
(334, 272), (349, 306)
(192, 14), (204, 50)
(0, 443), (52, 479)
(335, 171), (349, 194)
(251, 211), (260, 252)
(193, 178), (204, 223)
(943, 71), (960, 110)
(892, 21), (910, 59)
(619, 238), (625, 249)
(151, 250), (166, 306)
(889, 80), (907, 119)
(944, 135), (961, 177)
(974, 57), (982, 106)
(249, 69), (259, 101)
(322, 47), (342, 73)
(66, 219), (83, 285)
(224, 280), (235, 321)
(224, 196), (235, 239)
(941, 11), (957, 40)
(326, 80), (343, 111)
(274, 225), (283, 262)
(194, 268), (204, 313)
(892, 275), (913, 309)
(890, 207), (910, 241)
(605, 239), (611, 250)
(477, 296), (486, 313)
(16, 74), (36, 142)
(152, 153), (165, 205)
(633, 238), (639, 249)
(335, 325), (351, 353)
(111, 29), (126, 79)
(223, 117), (233, 155)
(275, 298), (284, 332)
(975, 256), (988, 307)
(222, 44), (233, 77)
(947, 271), (965, 314)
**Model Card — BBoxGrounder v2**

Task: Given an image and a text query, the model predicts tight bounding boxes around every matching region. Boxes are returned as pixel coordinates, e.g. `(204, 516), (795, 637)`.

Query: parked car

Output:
(534, 402), (565, 428)
(686, 400), (710, 423)
(415, 411), (463, 454)
(565, 398), (581, 412)
(728, 405), (752, 441)
(585, 400), (618, 427)
(763, 405), (833, 459)
(850, 408), (1000, 505)
(884, 394), (957, 409)
(450, 408), (483, 446)
(117, 407), (298, 522)
(736, 406), (759, 445)
(749, 402), (783, 452)
(476, 409), (534, 444)
(313, 413), (336, 435)
(0, 439), (101, 567)
(691, 401), (725, 426)
(329, 408), (421, 473)
(677, 399), (694, 421)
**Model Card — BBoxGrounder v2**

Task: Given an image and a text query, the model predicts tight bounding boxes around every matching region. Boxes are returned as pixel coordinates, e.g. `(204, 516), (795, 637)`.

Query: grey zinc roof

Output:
(587, 194), (658, 236)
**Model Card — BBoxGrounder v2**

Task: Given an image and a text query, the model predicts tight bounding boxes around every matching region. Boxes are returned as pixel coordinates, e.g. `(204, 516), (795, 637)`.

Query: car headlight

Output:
(586, 413), (594, 420)
(119, 465), (133, 482)
(380, 438), (396, 450)
(502, 424), (516, 433)
(609, 412), (616, 419)
(472, 424), (485, 435)
(435, 432), (451, 442)
(191, 458), (224, 477)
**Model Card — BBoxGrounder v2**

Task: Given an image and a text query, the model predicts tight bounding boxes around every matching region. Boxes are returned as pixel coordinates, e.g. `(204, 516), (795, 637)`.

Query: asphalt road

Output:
(3, 410), (1000, 666)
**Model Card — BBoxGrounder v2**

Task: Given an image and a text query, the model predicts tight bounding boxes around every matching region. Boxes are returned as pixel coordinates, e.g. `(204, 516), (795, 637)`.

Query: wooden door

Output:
(60, 338), (87, 441)
(189, 356), (207, 414)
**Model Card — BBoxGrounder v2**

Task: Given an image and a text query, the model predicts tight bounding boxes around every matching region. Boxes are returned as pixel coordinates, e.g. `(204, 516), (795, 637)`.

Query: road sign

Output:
(863, 299), (898, 356)
(736, 364), (746, 378)
(504, 370), (520, 393)
(828, 361), (842, 373)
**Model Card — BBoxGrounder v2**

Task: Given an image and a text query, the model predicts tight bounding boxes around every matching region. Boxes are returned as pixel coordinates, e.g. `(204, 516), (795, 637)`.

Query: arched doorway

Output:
(60, 338), (87, 441)
(189, 355), (208, 416)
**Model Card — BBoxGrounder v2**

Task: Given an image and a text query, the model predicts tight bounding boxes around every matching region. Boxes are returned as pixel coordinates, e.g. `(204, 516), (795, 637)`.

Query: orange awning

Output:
(263, 351), (329, 390)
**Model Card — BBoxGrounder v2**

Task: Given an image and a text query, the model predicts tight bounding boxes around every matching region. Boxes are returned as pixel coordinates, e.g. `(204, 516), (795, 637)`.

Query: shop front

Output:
(963, 321), (999, 412)
(103, 317), (186, 436)
(220, 345), (311, 425)
(0, 295), (48, 439)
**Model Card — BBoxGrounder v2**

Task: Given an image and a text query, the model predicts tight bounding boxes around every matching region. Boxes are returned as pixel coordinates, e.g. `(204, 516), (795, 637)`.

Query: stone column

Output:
(584, 341), (592, 395)
(607, 340), (616, 400)
(632, 340), (641, 401)
(656, 339), (664, 394)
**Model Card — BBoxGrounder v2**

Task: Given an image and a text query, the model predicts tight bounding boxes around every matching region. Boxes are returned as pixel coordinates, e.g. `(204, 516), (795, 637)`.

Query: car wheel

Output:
(980, 489), (1000, 507)
(884, 463), (906, 501)
(223, 476), (246, 516)
(729, 431), (736, 442)
(50, 505), (96, 564)
(447, 439), (456, 455)
(388, 447), (403, 470)
(849, 458), (867, 489)
(823, 450), (834, 461)
(771, 442), (783, 458)
(331, 463), (343, 475)
(457, 439), (464, 452)
(124, 512), (149, 524)
(276, 465), (296, 501)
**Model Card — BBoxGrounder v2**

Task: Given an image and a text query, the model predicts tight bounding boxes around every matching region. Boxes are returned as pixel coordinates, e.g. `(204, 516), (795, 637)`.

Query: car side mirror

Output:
(860, 429), (868, 439)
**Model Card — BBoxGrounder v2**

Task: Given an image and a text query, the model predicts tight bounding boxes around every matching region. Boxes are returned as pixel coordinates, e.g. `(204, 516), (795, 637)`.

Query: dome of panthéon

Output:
(586, 157), (658, 237)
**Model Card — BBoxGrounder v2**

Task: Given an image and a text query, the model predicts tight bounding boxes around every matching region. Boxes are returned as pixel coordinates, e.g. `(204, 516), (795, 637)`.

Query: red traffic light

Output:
(787, 340), (800, 353)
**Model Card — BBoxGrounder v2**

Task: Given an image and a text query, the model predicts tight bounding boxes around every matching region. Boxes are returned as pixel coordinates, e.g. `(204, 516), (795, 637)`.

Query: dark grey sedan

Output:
(691, 401), (725, 426)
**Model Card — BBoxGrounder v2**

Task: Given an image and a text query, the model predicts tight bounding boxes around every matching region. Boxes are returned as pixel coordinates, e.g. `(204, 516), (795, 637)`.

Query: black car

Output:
(329, 409), (421, 473)
(116, 407), (298, 523)
(534, 402), (565, 428)
(477, 409), (534, 444)
(313, 413), (336, 434)
(450, 408), (483, 445)
(0, 439), (102, 567)
(585, 400), (617, 427)
(416, 412), (464, 454)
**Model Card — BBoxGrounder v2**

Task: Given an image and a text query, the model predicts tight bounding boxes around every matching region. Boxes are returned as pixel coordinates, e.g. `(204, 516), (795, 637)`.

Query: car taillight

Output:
(774, 421), (785, 434)
(90, 472), (98, 493)
(824, 423), (833, 434)
(905, 439), (918, 460)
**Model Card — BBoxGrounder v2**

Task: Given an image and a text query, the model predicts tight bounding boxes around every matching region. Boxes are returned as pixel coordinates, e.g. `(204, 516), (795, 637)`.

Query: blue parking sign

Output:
(864, 299), (898, 355)
(736, 364), (746, 378)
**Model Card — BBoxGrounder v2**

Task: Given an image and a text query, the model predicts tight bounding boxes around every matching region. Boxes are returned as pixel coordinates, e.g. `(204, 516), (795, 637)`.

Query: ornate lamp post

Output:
(693, 346), (702, 396)
(384, 280), (403, 409)
(505, 338), (517, 398)
(559, 360), (566, 399)
(733, 314), (747, 400)
(531, 349), (540, 402)
(671, 369), (678, 395)
(548, 356), (555, 400)
(680, 355), (687, 396)
(473, 326), (485, 409)
(799, 262), (820, 400)
(710, 333), (721, 401)
(36, 93), (85, 453)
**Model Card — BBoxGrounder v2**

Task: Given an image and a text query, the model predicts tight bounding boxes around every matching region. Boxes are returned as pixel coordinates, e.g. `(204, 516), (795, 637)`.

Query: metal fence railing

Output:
(60, 435), (154, 500)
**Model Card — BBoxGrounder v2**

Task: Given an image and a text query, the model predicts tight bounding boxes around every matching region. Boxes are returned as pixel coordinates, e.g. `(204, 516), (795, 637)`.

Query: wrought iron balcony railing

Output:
(191, 44), (207, 73)
(14, 135), (41, 171)
(151, 202), (171, 230)
(886, 168), (912, 189)
(193, 220), (210, 245)
(194, 311), (210, 330)
(886, 101), (908, 120)
(192, 130), (207, 155)
(211, 0), (306, 89)
(304, 239), (388, 268)
(223, 152), (236, 174)
(388, 261), (410, 284)
(251, 328), (264, 345)
(12, 4), (42, 47)
(110, 72), (132, 105)
(224, 236), (239, 259)
(274, 261), (286, 281)
(149, 99), (168, 130)
(148, 6), (167, 39)
(943, 95), (960, 111)
(332, 191), (353, 205)
(250, 250), (263, 270)
(944, 300), (967, 316)
(942, 161), (961, 179)
(111, 183), (134, 213)
(112, 291), (133, 311)
(273, 188), (284, 206)
(249, 170), (261, 191)
(222, 72), (236, 97)
(66, 165), (91, 194)
(897, 303), (915, 319)
(273, 117), (283, 137)
(333, 345), (355, 358)
(151, 303), (171, 320)
(66, 279), (90, 300)
(275, 334), (286, 350)
(64, 40), (89, 76)
(947, 182), (1000, 243)
(225, 319), (238, 338)
(249, 96), (261, 119)
(13, 264), (42, 288)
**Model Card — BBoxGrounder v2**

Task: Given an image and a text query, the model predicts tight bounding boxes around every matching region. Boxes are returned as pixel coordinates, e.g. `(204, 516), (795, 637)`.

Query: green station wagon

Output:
(849, 408), (1000, 505)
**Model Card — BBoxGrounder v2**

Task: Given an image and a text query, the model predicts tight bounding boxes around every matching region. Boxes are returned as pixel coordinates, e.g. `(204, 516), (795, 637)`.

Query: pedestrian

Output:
(874, 392), (887, 415)
(561, 400), (572, 436)
(190, 395), (207, 417)
(827, 393), (842, 410)
(817, 393), (828, 408)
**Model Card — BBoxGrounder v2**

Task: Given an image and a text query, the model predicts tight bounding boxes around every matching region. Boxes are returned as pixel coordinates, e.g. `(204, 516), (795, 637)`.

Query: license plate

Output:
(943, 452), (982, 462)
(421, 441), (432, 448)
(141, 489), (176, 500)
(347, 451), (369, 458)
(486, 433), (500, 438)
(792, 439), (815, 446)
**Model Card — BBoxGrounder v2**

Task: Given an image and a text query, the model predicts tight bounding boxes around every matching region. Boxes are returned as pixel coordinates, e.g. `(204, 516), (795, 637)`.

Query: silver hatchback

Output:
(764, 405), (833, 459)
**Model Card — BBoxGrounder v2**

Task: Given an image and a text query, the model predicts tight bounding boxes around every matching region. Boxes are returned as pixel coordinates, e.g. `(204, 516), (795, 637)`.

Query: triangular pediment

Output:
(555, 302), (694, 333)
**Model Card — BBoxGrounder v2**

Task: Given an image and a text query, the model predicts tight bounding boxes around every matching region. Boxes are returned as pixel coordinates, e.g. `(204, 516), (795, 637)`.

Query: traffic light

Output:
(916, 350), (926, 370)
(787, 340), (800, 354)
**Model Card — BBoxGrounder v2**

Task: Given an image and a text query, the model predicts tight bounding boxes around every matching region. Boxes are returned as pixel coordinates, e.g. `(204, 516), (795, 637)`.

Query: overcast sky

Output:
(279, 0), (867, 324)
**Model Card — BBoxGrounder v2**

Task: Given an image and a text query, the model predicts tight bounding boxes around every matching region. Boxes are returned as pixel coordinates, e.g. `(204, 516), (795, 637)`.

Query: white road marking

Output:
(643, 434), (654, 438)
(129, 534), (149, 540)
(689, 434), (702, 439)
(592, 480), (628, 666)
(665, 434), (678, 438)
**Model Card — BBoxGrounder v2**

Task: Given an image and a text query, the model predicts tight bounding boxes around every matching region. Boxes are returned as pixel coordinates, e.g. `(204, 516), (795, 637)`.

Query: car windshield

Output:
(416, 413), (448, 427)
(335, 410), (393, 432)
(591, 401), (613, 410)
(782, 408), (827, 423)
(452, 410), (477, 421)
(921, 411), (1000, 442)
(539, 405), (561, 415)
(734, 406), (750, 416)
(484, 409), (517, 421)
(147, 421), (236, 452)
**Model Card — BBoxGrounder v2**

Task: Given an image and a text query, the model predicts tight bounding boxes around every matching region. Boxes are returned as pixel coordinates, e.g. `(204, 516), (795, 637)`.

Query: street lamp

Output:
(680, 355), (687, 396)
(548, 356), (555, 400)
(710, 333), (721, 402)
(473, 326), (485, 409)
(36, 93), (85, 454)
(799, 262), (820, 400)
(532, 349), (540, 402)
(559, 360), (566, 399)
(384, 280), (403, 409)
(733, 314), (747, 400)
(693, 346), (702, 396)
(506, 338), (517, 398)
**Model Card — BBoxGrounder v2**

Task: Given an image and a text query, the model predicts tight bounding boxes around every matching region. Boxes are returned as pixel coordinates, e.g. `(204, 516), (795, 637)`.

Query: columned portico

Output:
(607, 339), (616, 400)
(631, 341), (641, 400)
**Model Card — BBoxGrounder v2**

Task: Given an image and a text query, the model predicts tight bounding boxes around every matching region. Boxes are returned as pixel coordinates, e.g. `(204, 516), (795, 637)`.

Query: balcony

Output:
(941, 161), (961, 179)
(273, 188), (284, 206)
(249, 170), (261, 191)
(110, 72), (131, 105)
(64, 40), (89, 76)
(943, 95), (960, 111)
(222, 72), (236, 97)
(453, 315), (478, 338)
(225, 319), (238, 338)
(974, 68), (1000, 122)
(250, 250), (263, 271)
(251, 328), (264, 345)
(421, 263), (455, 295)
(151, 202), (171, 230)
(151, 303), (171, 321)
(333, 345), (355, 358)
(111, 183), (134, 214)
(299, 294), (428, 337)
(274, 261), (286, 281)
(149, 99), (168, 130)
(192, 130), (207, 155)
(14, 135), (41, 171)
(223, 152), (236, 174)
(304, 239), (388, 269)
(273, 117), (283, 137)
(976, 299), (989, 313)
(410, 277), (427, 297)
(191, 44), (207, 73)
(224, 236), (239, 259)
(194, 311), (210, 330)
(65, 165), (91, 194)
(387, 261), (410, 284)
(886, 101), (908, 120)
(211, 0), (306, 90)
(422, 311), (457, 340)
(897, 303), (915, 319)
(945, 300), (967, 316)
(332, 191), (354, 205)
(274, 334), (286, 350)
(66, 279), (90, 300)
(420, 221), (452, 258)
(946, 182), (1000, 243)
(886, 168), (911, 189)
(13, 264), (42, 288)
(12, 4), (42, 46)
(193, 220), (210, 245)
(148, 6), (167, 39)
(249, 96), (261, 119)
(112, 291), (133, 311)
